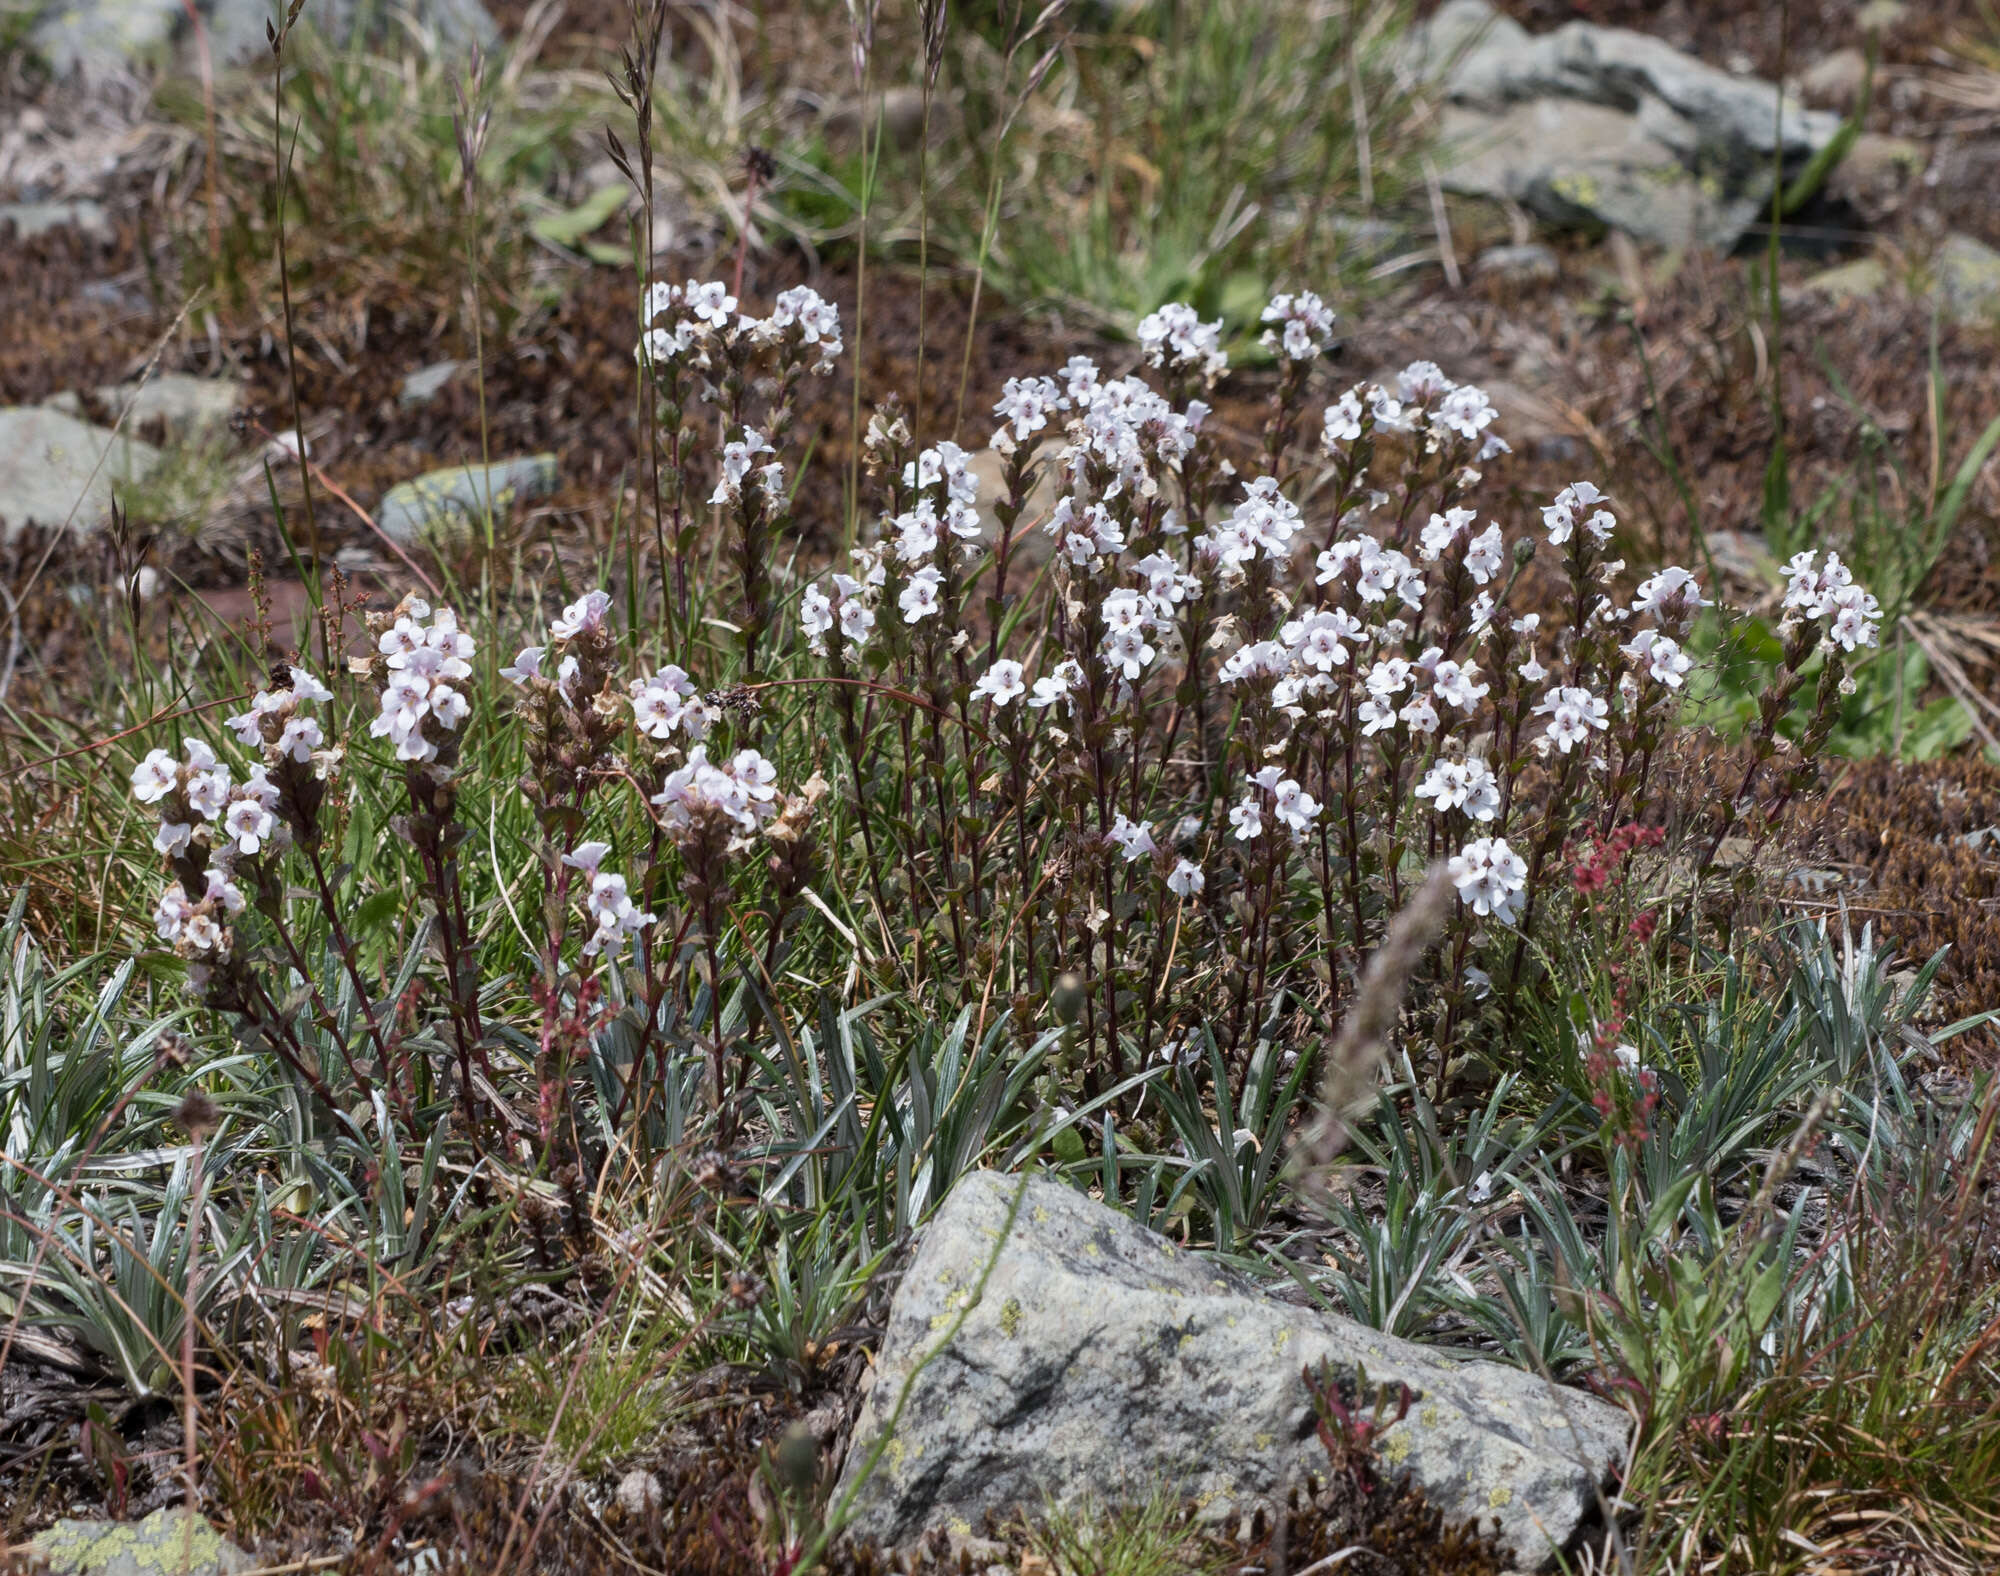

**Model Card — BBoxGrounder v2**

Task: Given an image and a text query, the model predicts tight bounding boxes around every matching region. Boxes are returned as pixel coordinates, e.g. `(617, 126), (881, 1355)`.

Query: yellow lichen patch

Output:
(1379, 1429), (1412, 1467)
(1487, 1485), (1513, 1509)
(1419, 1404), (1444, 1430)
(999, 1296), (1024, 1337)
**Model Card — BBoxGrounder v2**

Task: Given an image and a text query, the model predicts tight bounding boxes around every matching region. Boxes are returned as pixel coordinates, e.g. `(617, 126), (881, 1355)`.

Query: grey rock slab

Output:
(375, 453), (559, 546)
(1937, 233), (2000, 325)
(1409, 0), (1839, 249)
(1474, 241), (1560, 284)
(0, 405), (161, 536)
(32, 1507), (253, 1576)
(95, 374), (241, 442)
(0, 198), (113, 243)
(1800, 255), (1888, 302)
(399, 359), (466, 406)
(836, 1172), (1629, 1570)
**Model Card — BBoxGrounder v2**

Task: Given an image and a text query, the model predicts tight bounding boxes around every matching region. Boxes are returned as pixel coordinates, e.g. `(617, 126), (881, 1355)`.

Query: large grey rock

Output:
(1937, 233), (2000, 326)
(1409, 0), (1840, 249)
(32, 1507), (253, 1575)
(375, 453), (560, 547)
(29, 0), (495, 77)
(0, 405), (161, 537)
(0, 199), (113, 243)
(48, 374), (242, 444)
(837, 1172), (1629, 1569)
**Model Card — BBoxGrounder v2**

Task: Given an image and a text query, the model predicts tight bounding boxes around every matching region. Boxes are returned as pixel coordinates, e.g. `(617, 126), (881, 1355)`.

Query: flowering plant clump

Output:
(123, 276), (1881, 1175)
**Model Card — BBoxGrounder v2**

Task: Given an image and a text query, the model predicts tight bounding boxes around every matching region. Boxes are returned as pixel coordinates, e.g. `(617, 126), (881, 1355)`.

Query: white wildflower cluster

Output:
(637, 280), (844, 376)
(710, 428), (783, 509)
(1541, 481), (1616, 549)
(628, 662), (713, 743)
(225, 664), (335, 768)
(1448, 836), (1529, 925)
(1321, 360), (1505, 461)
(368, 598), (474, 764)
(651, 744), (782, 842)
(130, 737), (257, 957)
(501, 589), (609, 702)
(1259, 290), (1336, 363)
(1135, 301), (1227, 382)
(1200, 477), (1306, 578)
(1229, 765), (1322, 842)
(560, 841), (657, 960)
(799, 569), (879, 656)
(1780, 548), (1884, 653)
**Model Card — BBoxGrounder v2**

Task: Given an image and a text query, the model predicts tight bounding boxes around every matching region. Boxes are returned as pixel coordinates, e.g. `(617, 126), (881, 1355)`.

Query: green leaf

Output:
(530, 185), (630, 249)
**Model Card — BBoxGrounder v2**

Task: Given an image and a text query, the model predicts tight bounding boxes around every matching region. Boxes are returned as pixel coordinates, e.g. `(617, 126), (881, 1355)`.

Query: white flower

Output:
(799, 585), (834, 649)
(1541, 481), (1607, 547)
(1107, 813), (1158, 862)
(132, 749), (178, 804)
(1465, 524), (1505, 585)
(994, 375), (1062, 440)
(1533, 685), (1609, 753)
(1260, 290), (1336, 362)
(1630, 565), (1706, 619)
(1448, 836), (1528, 923)
(1136, 301), (1227, 379)
(223, 794), (277, 856)
(973, 659), (1027, 706)
(684, 280), (737, 327)
(898, 565), (944, 623)
(1271, 778), (1320, 834)
(153, 883), (194, 940)
(501, 646), (544, 685)
(1414, 757), (1500, 822)
(1321, 388), (1366, 448)
(1419, 507), (1477, 562)
(1399, 693), (1440, 734)
(629, 666), (698, 740)
(563, 840), (612, 874)
(185, 762), (233, 822)
(894, 505), (941, 564)
(1431, 659), (1490, 712)
(153, 820), (192, 858)
(838, 598), (876, 646)
(550, 590), (612, 642)
(1027, 659), (1084, 711)
(1433, 384), (1498, 441)
(1623, 629), (1693, 690)
(1228, 794), (1264, 841)
(278, 715), (324, 763)
(1166, 858), (1205, 897)
(1826, 584), (1882, 651)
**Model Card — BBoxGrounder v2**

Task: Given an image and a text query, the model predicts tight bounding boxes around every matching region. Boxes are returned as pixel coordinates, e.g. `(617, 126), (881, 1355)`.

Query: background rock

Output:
(375, 453), (559, 547)
(1410, 0), (1839, 249)
(0, 406), (161, 537)
(836, 1171), (1629, 1570)
(32, 1508), (252, 1576)
(1937, 233), (2000, 325)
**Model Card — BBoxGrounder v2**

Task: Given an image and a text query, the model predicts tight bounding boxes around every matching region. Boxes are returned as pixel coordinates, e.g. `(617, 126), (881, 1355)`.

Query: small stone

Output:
(616, 1468), (663, 1517)
(1828, 134), (1925, 224)
(1937, 234), (2000, 325)
(823, 86), (932, 144)
(1474, 242), (1559, 285)
(374, 454), (560, 547)
(399, 360), (466, 406)
(32, 1507), (253, 1576)
(0, 406), (162, 538)
(0, 199), (113, 244)
(1801, 256), (1888, 302)
(1799, 47), (1869, 108)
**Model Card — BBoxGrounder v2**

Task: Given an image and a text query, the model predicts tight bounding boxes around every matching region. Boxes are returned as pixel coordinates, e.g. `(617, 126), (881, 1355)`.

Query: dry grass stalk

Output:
(1293, 863), (1454, 1187)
